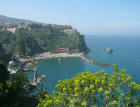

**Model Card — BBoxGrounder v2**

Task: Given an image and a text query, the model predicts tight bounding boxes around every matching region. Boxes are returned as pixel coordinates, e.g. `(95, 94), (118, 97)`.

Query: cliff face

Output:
(0, 23), (89, 56)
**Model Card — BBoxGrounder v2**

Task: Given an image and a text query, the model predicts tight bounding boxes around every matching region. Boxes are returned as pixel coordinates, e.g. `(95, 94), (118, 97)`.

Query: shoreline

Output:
(20, 52), (111, 67)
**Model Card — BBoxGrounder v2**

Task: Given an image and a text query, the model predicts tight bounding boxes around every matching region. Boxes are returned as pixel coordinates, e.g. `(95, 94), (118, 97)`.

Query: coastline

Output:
(20, 52), (111, 67)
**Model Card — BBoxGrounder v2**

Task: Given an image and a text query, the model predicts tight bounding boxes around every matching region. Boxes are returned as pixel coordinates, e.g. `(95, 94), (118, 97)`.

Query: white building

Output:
(7, 28), (16, 33)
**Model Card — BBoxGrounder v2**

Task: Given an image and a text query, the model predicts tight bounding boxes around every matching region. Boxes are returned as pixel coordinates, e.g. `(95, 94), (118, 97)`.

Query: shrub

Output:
(37, 64), (140, 107)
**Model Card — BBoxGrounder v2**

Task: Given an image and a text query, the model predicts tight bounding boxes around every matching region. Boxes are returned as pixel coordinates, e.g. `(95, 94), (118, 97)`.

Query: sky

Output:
(0, 0), (140, 36)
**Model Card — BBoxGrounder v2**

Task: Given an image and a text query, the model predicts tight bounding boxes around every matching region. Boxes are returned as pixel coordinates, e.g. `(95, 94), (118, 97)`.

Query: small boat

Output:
(58, 58), (61, 63)
(107, 47), (113, 53)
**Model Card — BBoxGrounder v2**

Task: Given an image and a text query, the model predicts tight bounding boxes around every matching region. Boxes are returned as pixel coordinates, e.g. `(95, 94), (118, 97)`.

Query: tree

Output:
(0, 62), (11, 107)
(37, 65), (140, 107)
(12, 71), (28, 96)
(0, 70), (28, 107)
(0, 61), (9, 83)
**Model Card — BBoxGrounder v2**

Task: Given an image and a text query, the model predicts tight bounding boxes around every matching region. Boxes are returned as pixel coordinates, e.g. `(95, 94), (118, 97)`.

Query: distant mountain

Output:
(0, 15), (37, 24)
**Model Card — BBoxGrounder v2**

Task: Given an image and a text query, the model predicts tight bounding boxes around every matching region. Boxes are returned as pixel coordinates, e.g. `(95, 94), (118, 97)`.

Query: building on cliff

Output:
(18, 23), (28, 29)
(63, 28), (77, 35)
(7, 28), (16, 33)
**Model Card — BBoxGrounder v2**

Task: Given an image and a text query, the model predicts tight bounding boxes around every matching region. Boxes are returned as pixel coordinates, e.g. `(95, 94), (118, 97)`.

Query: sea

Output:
(25, 35), (140, 93)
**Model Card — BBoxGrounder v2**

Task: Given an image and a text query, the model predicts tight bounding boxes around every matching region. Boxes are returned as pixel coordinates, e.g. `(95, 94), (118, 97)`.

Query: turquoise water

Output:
(25, 35), (140, 93)
(86, 35), (140, 84)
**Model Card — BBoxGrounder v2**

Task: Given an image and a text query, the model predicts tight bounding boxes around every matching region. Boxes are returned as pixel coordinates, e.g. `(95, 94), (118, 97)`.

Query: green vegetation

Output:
(0, 62), (45, 107)
(1, 60), (139, 107)
(0, 62), (28, 107)
(37, 64), (140, 107)
(0, 62), (9, 83)
(0, 24), (89, 59)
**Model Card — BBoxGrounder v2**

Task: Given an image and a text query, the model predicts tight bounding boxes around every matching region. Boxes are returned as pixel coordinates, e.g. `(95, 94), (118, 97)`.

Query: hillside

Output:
(0, 15), (35, 24)
(0, 23), (89, 59)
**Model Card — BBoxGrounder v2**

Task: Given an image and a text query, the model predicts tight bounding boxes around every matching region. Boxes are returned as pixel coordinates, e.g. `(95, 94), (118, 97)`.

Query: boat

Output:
(107, 47), (113, 53)
(58, 58), (61, 63)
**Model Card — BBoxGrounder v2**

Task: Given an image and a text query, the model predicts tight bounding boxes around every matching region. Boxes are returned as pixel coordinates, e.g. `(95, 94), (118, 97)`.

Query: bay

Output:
(25, 35), (140, 93)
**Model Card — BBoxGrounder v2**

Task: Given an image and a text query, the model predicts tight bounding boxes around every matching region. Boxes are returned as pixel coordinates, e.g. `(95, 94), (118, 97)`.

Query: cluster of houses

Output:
(4, 23), (77, 35)
(7, 23), (31, 33)
(50, 48), (70, 54)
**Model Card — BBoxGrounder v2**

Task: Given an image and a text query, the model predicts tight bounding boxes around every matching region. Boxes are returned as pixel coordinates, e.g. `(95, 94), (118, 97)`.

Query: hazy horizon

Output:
(0, 0), (140, 36)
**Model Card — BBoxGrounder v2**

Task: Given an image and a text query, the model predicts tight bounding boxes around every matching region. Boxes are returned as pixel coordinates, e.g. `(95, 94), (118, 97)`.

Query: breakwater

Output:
(80, 55), (111, 66)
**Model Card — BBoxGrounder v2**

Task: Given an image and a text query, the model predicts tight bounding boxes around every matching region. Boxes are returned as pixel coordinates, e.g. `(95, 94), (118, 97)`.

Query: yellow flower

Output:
(74, 87), (79, 91)
(102, 76), (106, 80)
(127, 76), (132, 80)
(55, 99), (60, 104)
(130, 82), (136, 86)
(98, 87), (103, 93)
(126, 96), (130, 101)
(81, 80), (85, 84)
(109, 83), (114, 87)
(92, 90), (95, 94)
(58, 80), (61, 83)
(82, 75), (86, 79)
(105, 90), (110, 94)
(104, 73), (107, 75)
(74, 82), (79, 86)
(95, 79), (99, 83)
(63, 88), (66, 92)
(52, 90), (55, 94)
(84, 87), (89, 92)
(69, 88), (72, 91)
(74, 93), (79, 97)
(95, 72), (99, 75)
(70, 99), (75, 104)
(102, 80), (105, 84)
(81, 101), (87, 107)
(121, 69), (126, 73)
(90, 85), (94, 89)
(120, 93), (124, 96)
(136, 84), (140, 89)
(74, 79), (79, 83)
(66, 80), (69, 84)
(113, 100), (117, 105)
(56, 84), (59, 88)
(121, 77), (124, 80)
(59, 92), (64, 96)
(47, 99), (53, 104)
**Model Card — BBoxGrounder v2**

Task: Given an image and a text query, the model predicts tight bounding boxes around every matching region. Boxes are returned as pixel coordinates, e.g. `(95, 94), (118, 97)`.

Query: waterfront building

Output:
(51, 48), (70, 53)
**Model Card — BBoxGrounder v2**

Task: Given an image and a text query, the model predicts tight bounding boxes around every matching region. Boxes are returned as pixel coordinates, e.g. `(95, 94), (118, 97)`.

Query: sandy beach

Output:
(20, 52), (111, 67)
